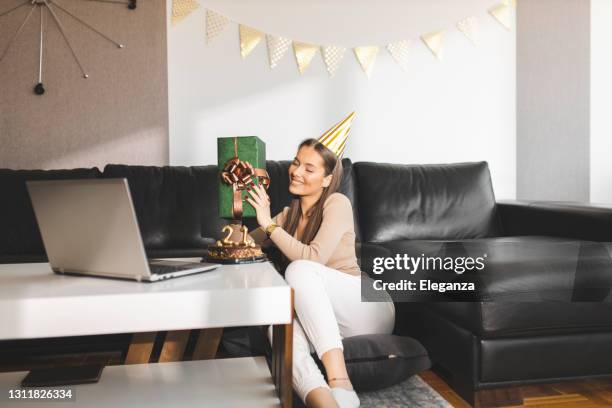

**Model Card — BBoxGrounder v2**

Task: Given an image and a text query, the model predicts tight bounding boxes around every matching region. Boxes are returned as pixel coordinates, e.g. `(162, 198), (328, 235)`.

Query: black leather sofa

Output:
(351, 162), (612, 406)
(2, 160), (612, 407)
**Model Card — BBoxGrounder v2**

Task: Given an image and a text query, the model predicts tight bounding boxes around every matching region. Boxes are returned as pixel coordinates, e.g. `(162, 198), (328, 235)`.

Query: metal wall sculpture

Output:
(0, 0), (137, 95)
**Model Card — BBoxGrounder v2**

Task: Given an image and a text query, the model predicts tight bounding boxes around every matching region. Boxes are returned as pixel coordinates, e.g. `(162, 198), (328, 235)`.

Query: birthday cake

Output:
(205, 223), (265, 263)
(206, 243), (264, 261)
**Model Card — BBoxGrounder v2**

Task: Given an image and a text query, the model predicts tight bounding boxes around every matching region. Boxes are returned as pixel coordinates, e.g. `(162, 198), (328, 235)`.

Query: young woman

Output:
(246, 117), (395, 408)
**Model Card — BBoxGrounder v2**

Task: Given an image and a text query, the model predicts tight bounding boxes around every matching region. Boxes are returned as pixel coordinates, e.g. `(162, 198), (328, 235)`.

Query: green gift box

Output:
(217, 136), (267, 219)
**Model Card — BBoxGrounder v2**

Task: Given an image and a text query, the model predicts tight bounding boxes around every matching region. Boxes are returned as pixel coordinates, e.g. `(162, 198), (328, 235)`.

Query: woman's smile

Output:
(288, 145), (334, 197)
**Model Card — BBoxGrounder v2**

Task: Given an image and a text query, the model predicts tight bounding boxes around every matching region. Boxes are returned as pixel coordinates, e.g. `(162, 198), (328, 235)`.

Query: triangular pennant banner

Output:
(266, 35), (291, 69)
(386, 40), (412, 72)
(353, 46), (379, 78)
(172, 0), (199, 25)
(239, 25), (264, 59)
(293, 42), (318, 75)
(421, 30), (445, 60)
(457, 17), (479, 45)
(489, 2), (512, 30)
(321, 46), (346, 77)
(206, 9), (229, 43)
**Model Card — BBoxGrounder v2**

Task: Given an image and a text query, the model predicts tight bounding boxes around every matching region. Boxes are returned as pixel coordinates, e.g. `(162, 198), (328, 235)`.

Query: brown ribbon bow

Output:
(221, 156), (270, 219)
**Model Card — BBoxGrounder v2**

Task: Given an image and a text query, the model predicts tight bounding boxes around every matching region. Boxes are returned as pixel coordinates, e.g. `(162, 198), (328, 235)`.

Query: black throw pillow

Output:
(219, 328), (430, 393)
(314, 333), (431, 392)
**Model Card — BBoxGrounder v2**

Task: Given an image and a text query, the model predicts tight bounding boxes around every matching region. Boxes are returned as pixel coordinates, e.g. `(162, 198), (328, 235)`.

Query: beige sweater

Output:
(250, 193), (361, 276)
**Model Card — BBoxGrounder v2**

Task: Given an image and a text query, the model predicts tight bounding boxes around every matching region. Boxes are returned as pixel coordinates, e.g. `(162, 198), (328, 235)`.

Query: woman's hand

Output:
(245, 183), (273, 229)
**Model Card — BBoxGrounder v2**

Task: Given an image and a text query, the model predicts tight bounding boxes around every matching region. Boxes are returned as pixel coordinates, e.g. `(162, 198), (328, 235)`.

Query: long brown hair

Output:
(283, 138), (343, 245)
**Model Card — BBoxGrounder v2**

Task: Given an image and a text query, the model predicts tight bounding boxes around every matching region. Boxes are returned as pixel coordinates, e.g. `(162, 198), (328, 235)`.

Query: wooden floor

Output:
(420, 370), (612, 408)
(4, 352), (612, 407)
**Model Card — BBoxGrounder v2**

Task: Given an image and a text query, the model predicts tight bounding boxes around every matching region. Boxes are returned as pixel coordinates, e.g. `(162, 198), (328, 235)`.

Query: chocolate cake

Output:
(205, 223), (266, 263)
(206, 242), (263, 261)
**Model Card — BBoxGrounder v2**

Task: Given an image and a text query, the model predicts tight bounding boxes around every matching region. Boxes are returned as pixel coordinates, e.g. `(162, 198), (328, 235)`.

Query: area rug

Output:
(359, 375), (453, 408)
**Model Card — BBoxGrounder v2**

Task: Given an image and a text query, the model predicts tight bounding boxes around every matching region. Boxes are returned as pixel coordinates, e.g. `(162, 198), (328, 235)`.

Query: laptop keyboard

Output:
(148, 263), (202, 275)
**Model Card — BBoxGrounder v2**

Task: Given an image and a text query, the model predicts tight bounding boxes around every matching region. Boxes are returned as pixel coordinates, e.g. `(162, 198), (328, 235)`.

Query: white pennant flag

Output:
(266, 35), (291, 69)
(354, 46), (379, 78)
(206, 9), (229, 43)
(421, 30), (445, 60)
(386, 40), (412, 72)
(321, 46), (346, 77)
(489, 2), (513, 30)
(457, 17), (479, 45)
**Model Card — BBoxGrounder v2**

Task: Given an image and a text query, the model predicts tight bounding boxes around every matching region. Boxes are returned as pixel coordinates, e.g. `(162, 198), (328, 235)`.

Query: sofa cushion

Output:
(387, 237), (612, 337)
(0, 168), (101, 262)
(353, 161), (501, 243)
(381, 236), (612, 299)
(102, 164), (226, 251)
(265, 158), (361, 241)
(409, 297), (612, 339)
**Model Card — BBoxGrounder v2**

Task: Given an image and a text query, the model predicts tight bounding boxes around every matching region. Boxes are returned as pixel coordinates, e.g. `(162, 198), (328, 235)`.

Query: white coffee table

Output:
(0, 260), (294, 407)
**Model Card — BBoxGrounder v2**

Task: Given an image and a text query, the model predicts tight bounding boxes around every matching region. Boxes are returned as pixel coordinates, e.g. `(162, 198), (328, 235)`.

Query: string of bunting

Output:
(171, 0), (517, 78)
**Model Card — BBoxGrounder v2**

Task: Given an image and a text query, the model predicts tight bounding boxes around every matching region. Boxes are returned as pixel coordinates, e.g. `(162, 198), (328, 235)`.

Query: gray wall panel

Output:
(517, 0), (590, 201)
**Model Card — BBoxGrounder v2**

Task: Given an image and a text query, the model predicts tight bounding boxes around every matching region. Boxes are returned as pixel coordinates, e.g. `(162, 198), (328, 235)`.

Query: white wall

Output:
(167, 0), (516, 199)
(591, 0), (612, 204)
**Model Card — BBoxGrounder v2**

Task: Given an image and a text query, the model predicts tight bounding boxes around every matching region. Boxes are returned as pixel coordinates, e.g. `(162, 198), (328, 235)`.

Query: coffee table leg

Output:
(125, 332), (157, 364)
(159, 330), (191, 362)
(272, 288), (294, 408)
(192, 328), (224, 360)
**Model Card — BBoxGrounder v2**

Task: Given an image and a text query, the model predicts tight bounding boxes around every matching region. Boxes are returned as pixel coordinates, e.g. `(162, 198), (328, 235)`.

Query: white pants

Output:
(268, 260), (395, 404)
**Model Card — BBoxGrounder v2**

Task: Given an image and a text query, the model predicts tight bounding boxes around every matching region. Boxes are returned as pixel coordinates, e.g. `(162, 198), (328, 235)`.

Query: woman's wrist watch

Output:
(265, 222), (278, 237)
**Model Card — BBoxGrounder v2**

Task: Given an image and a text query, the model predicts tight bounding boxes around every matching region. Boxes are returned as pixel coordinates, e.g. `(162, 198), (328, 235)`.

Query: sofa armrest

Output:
(497, 200), (612, 242)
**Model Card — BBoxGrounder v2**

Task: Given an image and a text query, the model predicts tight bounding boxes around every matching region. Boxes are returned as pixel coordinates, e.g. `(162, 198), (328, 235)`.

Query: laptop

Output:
(26, 178), (219, 282)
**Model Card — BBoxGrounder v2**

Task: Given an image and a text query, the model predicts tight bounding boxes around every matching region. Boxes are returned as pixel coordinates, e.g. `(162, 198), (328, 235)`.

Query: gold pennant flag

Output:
(421, 30), (445, 60)
(206, 10), (229, 43)
(457, 17), (479, 45)
(354, 46), (379, 78)
(240, 25), (264, 59)
(386, 40), (412, 72)
(321, 46), (346, 77)
(293, 42), (318, 75)
(266, 35), (291, 69)
(489, 2), (512, 30)
(172, 0), (199, 25)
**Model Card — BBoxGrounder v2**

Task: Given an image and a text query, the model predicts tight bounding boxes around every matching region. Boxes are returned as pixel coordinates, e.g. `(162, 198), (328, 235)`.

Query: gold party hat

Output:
(317, 112), (355, 157)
